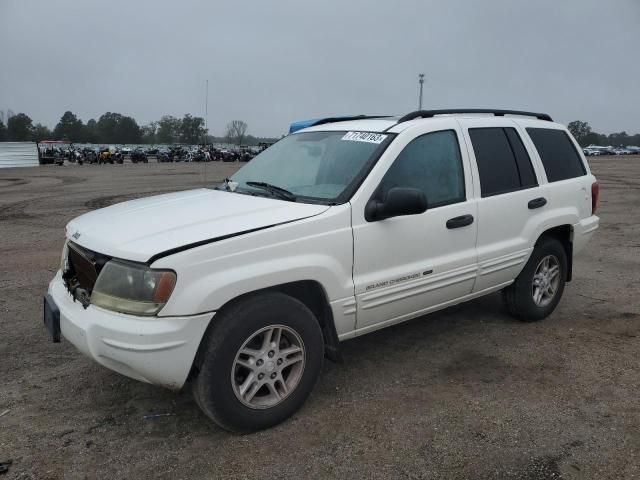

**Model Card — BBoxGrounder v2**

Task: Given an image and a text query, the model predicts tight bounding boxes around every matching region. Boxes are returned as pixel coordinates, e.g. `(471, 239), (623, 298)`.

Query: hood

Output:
(67, 189), (329, 263)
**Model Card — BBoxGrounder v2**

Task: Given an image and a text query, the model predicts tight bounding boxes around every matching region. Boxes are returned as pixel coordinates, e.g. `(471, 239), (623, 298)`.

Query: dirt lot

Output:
(0, 157), (638, 479)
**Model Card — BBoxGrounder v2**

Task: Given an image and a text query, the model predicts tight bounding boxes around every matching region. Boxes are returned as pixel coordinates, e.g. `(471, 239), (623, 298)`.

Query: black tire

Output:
(503, 236), (567, 322)
(192, 292), (324, 433)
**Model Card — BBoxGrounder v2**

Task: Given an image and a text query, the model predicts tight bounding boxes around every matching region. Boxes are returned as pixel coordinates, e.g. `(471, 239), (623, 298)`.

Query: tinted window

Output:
(378, 130), (465, 208)
(526, 128), (586, 182)
(470, 128), (520, 197)
(504, 128), (537, 188)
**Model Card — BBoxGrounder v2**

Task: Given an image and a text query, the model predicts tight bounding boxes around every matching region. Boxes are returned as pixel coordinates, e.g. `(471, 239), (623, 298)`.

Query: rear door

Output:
(460, 119), (546, 292)
(523, 125), (593, 222)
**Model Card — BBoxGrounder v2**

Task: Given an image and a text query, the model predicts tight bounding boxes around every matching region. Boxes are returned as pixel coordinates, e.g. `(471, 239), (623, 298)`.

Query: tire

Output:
(503, 236), (567, 322)
(192, 292), (324, 433)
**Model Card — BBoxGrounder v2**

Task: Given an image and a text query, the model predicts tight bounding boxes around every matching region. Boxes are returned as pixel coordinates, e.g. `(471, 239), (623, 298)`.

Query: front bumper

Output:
(47, 271), (213, 390)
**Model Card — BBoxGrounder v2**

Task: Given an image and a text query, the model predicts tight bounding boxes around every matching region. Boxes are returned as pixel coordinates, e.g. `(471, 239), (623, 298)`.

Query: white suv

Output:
(44, 109), (600, 432)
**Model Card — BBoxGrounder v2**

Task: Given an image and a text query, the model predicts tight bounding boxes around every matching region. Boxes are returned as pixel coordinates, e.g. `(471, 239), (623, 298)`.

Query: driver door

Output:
(351, 124), (478, 334)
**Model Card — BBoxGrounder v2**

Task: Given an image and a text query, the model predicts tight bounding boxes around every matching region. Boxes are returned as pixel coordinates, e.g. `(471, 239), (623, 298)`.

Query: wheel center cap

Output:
(265, 360), (276, 372)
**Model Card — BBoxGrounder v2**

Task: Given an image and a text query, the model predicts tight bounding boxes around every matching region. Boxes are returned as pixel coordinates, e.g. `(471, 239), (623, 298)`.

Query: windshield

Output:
(226, 131), (391, 203)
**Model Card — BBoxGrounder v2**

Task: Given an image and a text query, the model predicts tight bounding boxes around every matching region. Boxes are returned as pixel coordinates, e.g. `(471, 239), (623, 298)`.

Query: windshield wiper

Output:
(245, 181), (296, 201)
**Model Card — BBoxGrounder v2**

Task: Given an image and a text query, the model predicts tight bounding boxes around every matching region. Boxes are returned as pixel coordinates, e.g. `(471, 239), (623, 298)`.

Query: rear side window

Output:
(526, 128), (586, 182)
(469, 127), (538, 197)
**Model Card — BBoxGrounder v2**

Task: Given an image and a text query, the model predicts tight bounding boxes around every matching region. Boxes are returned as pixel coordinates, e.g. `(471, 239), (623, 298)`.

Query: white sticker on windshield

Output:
(341, 131), (388, 144)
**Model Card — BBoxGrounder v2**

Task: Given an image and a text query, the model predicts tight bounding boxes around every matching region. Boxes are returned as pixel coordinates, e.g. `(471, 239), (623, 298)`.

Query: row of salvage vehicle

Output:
(39, 144), (260, 165)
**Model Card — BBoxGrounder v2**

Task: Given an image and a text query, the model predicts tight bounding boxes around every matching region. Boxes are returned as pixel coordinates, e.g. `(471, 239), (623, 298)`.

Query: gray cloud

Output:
(1, 0), (638, 137)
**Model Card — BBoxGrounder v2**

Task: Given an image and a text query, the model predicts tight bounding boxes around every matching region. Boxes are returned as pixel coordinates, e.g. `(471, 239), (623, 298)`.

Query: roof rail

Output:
(288, 115), (392, 134)
(396, 109), (553, 123)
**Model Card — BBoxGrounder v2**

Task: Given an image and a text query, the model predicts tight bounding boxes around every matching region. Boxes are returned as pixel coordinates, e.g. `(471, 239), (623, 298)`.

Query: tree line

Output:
(0, 111), (274, 145)
(567, 120), (640, 147)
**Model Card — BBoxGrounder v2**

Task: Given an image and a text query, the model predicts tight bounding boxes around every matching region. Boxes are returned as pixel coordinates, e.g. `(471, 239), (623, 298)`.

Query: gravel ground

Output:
(0, 157), (638, 479)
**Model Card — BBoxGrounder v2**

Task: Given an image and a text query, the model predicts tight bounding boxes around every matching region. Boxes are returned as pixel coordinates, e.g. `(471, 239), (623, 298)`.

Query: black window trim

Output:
(503, 127), (539, 189)
(468, 126), (540, 199)
(371, 128), (467, 210)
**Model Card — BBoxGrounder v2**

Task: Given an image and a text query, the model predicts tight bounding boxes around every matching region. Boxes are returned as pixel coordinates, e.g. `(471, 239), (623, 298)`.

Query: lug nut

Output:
(256, 359), (263, 366)
(258, 373), (264, 380)
(270, 372), (277, 379)
(277, 358), (283, 365)
(268, 350), (275, 358)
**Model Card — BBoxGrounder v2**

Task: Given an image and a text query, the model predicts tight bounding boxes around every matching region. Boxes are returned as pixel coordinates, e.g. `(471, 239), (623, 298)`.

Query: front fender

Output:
(153, 205), (354, 317)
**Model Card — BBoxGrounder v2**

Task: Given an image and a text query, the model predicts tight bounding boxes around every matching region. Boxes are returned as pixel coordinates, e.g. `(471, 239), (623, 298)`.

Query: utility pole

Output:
(205, 79), (209, 145)
(418, 73), (425, 110)
(204, 79), (209, 183)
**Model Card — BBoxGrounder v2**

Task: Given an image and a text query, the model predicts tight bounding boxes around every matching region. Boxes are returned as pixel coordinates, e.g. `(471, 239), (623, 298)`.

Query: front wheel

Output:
(192, 293), (324, 433)
(503, 236), (567, 322)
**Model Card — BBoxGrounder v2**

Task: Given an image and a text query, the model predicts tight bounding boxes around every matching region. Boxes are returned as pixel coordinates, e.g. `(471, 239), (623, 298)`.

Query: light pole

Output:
(205, 79), (209, 145)
(418, 73), (425, 110)
(204, 79), (209, 183)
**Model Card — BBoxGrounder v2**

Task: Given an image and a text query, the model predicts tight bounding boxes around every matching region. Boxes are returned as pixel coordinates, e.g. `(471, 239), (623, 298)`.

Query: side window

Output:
(469, 127), (538, 197)
(378, 130), (465, 208)
(526, 128), (586, 182)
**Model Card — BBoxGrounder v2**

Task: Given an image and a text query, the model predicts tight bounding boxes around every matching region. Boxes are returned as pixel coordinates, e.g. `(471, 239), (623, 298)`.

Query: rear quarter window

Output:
(526, 128), (586, 182)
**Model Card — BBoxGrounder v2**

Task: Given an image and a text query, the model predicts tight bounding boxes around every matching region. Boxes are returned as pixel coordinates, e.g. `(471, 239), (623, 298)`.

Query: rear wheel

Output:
(503, 236), (567, 322)
(192, 292), (324, 433)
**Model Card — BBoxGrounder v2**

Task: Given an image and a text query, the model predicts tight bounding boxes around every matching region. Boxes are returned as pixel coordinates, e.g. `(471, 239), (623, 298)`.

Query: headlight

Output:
(91, 260), (176, 316)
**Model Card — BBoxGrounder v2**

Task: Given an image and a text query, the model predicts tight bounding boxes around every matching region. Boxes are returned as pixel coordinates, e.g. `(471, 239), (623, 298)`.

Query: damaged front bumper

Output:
(47, 271), (213, 390)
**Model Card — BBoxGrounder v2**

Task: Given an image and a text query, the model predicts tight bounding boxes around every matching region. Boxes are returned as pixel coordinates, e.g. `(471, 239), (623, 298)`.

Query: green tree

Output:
(567, 120), (592, 147)
(180, 114), (206, 144)
(95, 112), (141, 143)
(32, 123), (53, 142)
(54, 111), (84, 141)
(141, 122), (158, 144)
(83, 119), (99, 143)
(225, 120), (248, 145)
(96, 112), (122, 143)
(7, 113), (34, 141)
(156, 115), (181, 143)
(608, 131), (629, 147)
(0, 119), (6, 141)
(114, 115), (141, 144)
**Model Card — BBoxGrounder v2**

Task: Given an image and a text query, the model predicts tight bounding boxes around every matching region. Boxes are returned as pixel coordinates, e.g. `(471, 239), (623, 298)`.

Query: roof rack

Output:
(288, 115), (392, 134)
(396, 109), (553, 123)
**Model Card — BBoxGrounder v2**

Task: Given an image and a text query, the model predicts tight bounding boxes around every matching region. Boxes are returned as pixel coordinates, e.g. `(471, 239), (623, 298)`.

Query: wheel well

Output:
(537, 224), (573, 281)
(266, 281), (342, 362)
(198, 281), (342, 368)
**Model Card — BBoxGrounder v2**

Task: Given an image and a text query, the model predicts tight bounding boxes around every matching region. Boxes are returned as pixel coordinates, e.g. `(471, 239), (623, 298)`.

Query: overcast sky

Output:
(1, 0), (638, 137)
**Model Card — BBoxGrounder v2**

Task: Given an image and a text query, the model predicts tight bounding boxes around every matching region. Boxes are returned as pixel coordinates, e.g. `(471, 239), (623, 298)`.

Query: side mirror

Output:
(365, 187), (427, 222)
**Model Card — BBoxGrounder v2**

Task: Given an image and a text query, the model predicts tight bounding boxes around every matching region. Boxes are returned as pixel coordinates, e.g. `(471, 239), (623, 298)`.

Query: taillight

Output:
(591, 181), (599, 214)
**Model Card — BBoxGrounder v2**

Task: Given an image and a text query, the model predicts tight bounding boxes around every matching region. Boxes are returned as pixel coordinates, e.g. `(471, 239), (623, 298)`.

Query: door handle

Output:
(528, 197), (547, 209)
(446, 214), (474, 229)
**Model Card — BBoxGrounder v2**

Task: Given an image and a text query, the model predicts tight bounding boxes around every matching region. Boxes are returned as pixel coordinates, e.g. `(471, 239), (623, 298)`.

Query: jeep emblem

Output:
(72, 231), (81, 240)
